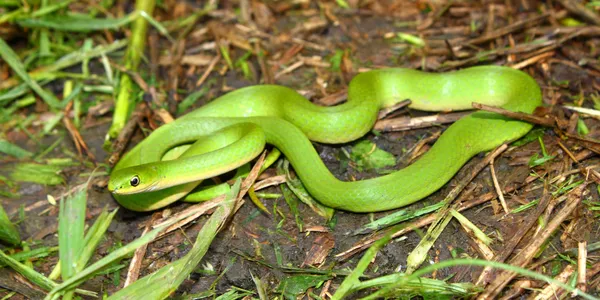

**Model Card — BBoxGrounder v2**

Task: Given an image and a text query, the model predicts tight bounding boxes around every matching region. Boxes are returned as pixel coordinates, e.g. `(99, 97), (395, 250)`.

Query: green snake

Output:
(108, 66), (541, 212)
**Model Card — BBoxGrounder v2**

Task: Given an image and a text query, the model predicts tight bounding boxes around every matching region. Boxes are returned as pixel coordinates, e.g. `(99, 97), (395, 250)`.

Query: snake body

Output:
(108, 66), (542, 212)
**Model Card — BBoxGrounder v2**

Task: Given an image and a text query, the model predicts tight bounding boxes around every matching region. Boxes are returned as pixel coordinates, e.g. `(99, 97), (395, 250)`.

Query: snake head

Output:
(108, 166), (160, 195)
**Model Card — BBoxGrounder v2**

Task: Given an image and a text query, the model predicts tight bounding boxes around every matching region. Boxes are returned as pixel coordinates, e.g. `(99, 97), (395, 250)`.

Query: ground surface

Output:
(2, 0), (600, 299)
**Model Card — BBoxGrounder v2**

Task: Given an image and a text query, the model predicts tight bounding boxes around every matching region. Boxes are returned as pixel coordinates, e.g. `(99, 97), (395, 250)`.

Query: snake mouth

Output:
(107, 182), (117, 193)
(140, 181), (160, 193)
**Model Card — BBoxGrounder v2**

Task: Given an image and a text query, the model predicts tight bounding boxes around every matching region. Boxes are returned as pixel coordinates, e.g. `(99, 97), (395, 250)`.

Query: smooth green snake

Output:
(108, 66), (541, 212)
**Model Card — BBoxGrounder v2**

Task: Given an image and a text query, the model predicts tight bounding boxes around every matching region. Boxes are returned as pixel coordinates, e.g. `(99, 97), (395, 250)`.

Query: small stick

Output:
(108, 109), (145, 166)
(472, 102), (556, 127)
(467, 12), (551, 45)
(533, 264), (576, 299)
(374, 111), (470, 132)
(577, 241), (588, 294)
(489, 157), (509, 214)
(274, 60), (304, 79)
(195, 54), (220, 87)
(377, 99), (412, 119)
(556, 139), (580, 163)
(315, 89), (347, 106)
(124, 212), (162, 287)
(408, 131), (441, 163)
(509, 51), (555, 70)
(110, 62), (150, 93)
(254, 41), (273, 84)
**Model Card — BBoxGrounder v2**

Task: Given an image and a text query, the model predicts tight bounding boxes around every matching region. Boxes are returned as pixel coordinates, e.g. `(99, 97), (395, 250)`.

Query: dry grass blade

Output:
(123, 212), (161, 288)
(477, 191), (552, 286)
(478, 183), (587, 299)
(405, 144), (508, 273)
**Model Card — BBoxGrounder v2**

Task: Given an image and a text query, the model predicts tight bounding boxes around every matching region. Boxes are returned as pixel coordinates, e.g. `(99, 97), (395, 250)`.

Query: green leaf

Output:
(528, 136), (555, 167)
(10, 163), (64, 185)
(349, 140), (396, 172)
(560, 17), (584, 27)
(335, 0), (349, 8)
(46, 203), (198, 297)
(279, 160), (334, 221)
(511, 199), (539, 214)
(0, 250), (96, 297)
(0, 139), (32, 159)
(591, 93), (600, 110)
(329, 50), (344, 72)
(0, 82), (38, 106)
(511, 127), (544, 147)
(177, 79), (215, 114)
(577, 118), (590, 136)
(277, 275), (330, 300)
(396, 32), (425, 47)
(528, 153), (556, 167)
(0, 203), (20, 245)
(214, 289), (254, 300)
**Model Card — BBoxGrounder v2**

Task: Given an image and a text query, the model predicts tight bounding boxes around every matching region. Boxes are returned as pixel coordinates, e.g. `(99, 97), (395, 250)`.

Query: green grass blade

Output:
(58, 185), (87, 300)
(78, 207), (118, 270)
(45, 201), (207, 298)
(332, 235), (392, 300)
(30, 0), (75, 18)
(0, 203), (20, 246)
(0, 40), (127, 91)
(10, 163), (64, 185)
(0, 0), (20, 7)
(58, 185), (87, 280)
(280, 160), (334, 221)
(0, 246), (58, 267)
(0, 37), (62, 108)
(354, 201), (444, 235)
(107, 179), (241, 299)
(0, 250), (96, 297)
(450, 209), (492, 245)
(405, 211), (453, 274)
(0, 139), (32, 159)
(17, 12), (139, 32)
(49, 207), (118, 280)
(0, 82), (37, 106)
(0, 250), (56, 291)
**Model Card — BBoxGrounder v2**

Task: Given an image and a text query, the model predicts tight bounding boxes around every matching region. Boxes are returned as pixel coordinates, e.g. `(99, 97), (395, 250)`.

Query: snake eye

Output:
(130, 175), (140, 187)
